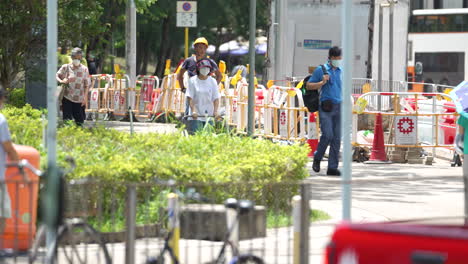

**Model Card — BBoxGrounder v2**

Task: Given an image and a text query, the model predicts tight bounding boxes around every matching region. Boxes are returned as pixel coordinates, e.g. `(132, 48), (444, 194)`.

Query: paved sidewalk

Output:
(306, 159), (464, 263)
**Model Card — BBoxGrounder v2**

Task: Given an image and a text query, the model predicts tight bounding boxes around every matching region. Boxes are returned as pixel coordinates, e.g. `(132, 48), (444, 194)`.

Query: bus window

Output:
(409, 14), (468, 32)
(415, 52), (465, 86)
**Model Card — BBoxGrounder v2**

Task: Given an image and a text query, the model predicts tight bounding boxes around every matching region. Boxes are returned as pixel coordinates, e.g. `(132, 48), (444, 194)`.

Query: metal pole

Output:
(185, 28), (189, 58)
(247, 0), (256, 136)
(341, 0), (353, 221)
(45, 0), (59, 260)
(274, 0), (281, 81)
(126, 0), (137, 88)
(299, 184), (309, 264)
(125, 185), (137, 264)
(389, 1), (394, 93)
(377, 4), (383, 111)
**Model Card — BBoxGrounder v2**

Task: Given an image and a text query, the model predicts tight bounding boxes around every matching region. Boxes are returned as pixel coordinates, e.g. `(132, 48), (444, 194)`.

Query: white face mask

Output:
(331, 59), (341, 68)
(199, 67), (210, 76)
(72, 59), (80, 66)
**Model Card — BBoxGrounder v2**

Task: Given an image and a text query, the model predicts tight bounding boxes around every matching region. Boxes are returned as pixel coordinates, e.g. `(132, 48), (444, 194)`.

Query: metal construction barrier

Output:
(261, 85), (308, 141)
(221, 79), (309, 142)
(86, 74), (114, 120)
(353, 91), (458, 157)
(82, 75), (460, 150)
(135, 75), (161, 119)
(106, 74), (133, 119)
(153, 73), (185, 116)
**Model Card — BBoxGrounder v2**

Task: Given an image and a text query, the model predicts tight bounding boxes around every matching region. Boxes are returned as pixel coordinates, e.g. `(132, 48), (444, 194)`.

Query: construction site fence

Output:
(352, 91), (458, 159)
(82, 74), (457, 143)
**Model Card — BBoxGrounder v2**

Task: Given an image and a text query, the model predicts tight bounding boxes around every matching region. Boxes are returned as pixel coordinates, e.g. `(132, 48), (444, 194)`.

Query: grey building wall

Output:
(268, 0), (371, 81)
(371, 0), (410, 83)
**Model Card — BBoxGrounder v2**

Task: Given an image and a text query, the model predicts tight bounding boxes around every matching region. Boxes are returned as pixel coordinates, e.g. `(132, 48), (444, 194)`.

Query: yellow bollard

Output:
(292, 195), (301, 264)
(230, 68), (243, 86)
(167, 193), (180, 263)
(266, 80), (274, 89)
(219, 60), (227, 85)
(164, 59), (172, 76)
(219, 60), (226, 74)
(114, 64), (123, 80)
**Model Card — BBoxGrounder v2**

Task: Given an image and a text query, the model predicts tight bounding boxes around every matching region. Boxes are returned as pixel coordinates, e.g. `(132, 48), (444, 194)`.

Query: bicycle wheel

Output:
(230, 254), (264, 264)
(54, 220), (112, 264)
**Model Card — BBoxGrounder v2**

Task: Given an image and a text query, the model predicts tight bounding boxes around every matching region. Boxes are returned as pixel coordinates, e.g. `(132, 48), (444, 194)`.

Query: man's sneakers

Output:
(312, 159), (320, 172)
(326, 168), (341, 176)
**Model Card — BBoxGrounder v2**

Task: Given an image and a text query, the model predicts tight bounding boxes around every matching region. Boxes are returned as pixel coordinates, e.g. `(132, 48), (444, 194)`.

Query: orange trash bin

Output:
(1, 145), (40, 251)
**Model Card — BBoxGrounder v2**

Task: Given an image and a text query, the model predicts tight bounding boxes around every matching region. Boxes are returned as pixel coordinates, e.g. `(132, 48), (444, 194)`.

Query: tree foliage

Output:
(0, 0), (46, 89)
(2, 0), (270, 90)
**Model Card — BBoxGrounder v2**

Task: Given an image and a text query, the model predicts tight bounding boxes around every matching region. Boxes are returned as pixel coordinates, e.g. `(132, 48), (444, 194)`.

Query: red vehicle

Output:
(324, 219), (468, 264)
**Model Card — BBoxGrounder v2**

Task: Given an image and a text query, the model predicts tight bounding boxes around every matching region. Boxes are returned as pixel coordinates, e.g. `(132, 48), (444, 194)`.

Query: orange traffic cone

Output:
(307, 112), (319, 157)
(365, 113), (391, 164)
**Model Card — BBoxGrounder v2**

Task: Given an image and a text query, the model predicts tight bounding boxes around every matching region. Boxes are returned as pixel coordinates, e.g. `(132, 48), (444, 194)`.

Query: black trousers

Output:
(62, 97), (85, 126)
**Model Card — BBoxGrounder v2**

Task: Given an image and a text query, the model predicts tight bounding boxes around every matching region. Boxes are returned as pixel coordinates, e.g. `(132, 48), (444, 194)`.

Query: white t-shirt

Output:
(186, 76), (220, 121)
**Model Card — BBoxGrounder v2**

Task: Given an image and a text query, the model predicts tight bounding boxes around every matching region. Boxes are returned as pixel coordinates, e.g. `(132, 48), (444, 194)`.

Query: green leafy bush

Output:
(3, 106), (310, 228)
(2, 105), (44, 151)
(6, 88), (26, 108)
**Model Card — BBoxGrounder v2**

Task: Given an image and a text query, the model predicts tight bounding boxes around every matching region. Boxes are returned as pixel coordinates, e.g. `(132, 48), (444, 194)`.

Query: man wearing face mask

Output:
(306, 46), (343, 176)
(185, 59), (221, 133)
(56, 47), (91, 126)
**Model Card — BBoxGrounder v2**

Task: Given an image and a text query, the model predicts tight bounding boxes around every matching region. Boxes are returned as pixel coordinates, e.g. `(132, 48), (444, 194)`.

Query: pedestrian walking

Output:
(307, 46), (343, 176)
(56, 47), (91, 126)
(178, 37), (222, 90)
(177, 37), (222, 118)
(0, 89), (19, 234)
(186, 59), (221, 133)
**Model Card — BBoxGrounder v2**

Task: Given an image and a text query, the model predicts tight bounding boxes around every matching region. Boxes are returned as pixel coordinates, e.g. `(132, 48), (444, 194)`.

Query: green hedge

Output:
(3, 106), (311, 230)
(6, 87), (26, 108)
(3, 106), (309, 214)
(4, 105), (309, 183)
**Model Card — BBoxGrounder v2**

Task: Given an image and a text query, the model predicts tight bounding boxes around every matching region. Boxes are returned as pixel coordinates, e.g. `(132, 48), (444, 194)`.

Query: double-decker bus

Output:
(408, 8), (468, 92)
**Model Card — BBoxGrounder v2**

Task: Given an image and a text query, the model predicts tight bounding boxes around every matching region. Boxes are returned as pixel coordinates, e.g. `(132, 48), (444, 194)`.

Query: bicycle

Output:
(17, 158), (113, 264)
(145, 180), (264, 264)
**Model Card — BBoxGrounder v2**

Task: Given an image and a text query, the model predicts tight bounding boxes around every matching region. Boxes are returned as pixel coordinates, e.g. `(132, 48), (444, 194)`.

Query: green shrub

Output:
(7, 88), (26, 108)
(2, 105), (44, 151)
(3, 106), (310, 228)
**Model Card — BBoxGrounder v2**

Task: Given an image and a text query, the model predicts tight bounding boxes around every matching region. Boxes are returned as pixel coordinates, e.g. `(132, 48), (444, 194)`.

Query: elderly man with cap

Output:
(56, 47), (91, 126)
(185, 58), (221, 133)
(178, 37), (222, 92)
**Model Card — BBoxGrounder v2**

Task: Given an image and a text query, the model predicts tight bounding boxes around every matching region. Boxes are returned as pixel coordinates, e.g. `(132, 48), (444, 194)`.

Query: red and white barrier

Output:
(307, 112), (319, 157)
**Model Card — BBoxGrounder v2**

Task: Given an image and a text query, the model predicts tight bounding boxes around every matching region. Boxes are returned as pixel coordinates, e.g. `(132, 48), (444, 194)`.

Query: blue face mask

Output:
(331, 59), (341, 68)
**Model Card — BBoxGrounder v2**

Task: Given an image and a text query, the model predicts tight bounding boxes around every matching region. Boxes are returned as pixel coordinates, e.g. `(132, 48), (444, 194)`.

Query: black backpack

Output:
(300, 65), (328, 112)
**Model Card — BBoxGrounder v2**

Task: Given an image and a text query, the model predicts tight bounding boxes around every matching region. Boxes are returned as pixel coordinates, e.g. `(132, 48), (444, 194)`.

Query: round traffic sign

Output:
(182, 2), (191, 11)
